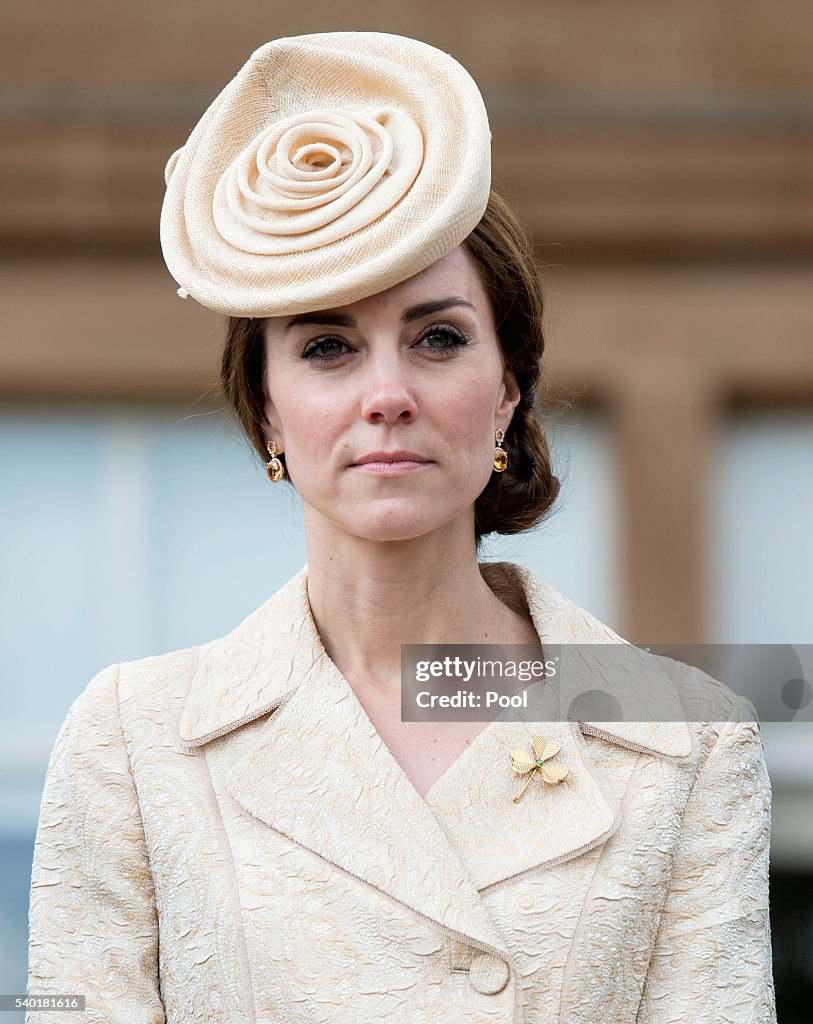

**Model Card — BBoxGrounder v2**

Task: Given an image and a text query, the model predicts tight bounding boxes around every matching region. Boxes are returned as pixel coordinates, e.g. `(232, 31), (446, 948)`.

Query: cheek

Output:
(438, 377), (501, 449)
(268, 379), (340, 451)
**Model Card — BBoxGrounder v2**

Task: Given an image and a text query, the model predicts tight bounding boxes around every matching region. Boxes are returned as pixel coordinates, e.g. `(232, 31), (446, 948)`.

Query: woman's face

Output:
(262, 244), (521, 544)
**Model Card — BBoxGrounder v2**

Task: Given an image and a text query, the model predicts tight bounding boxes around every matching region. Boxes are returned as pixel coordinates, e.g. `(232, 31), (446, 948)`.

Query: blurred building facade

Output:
(2, 1), (812, 1017)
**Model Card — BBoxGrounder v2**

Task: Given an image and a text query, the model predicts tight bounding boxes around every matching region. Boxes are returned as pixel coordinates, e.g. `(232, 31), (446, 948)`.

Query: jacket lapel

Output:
(421, 715), (620, 892)
(176, 562), (694, 948)
(220, 645), (510, 953)
(177, 565), (510, 953)
(420, 563), (695, 891)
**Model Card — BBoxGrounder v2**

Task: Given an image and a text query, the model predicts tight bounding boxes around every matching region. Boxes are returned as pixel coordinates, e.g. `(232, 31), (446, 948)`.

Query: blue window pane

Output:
(713, 412), (813, 643)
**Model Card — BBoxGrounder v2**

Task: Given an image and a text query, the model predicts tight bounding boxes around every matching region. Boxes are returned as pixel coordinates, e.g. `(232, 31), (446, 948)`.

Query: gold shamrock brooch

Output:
(510, 735), (569, 803)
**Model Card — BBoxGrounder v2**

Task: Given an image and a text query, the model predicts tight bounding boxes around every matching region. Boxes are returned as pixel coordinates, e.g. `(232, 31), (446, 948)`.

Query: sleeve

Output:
(636, 699), (778, 1024)
(26, 663), (166, 1024)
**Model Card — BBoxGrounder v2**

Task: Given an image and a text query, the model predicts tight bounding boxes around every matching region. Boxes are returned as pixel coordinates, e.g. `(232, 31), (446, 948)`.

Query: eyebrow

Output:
(282, 296), (476, 333)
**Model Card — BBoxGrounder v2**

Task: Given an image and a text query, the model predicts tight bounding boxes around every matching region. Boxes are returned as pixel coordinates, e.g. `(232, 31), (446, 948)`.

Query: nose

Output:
(359, 351), (419, 424)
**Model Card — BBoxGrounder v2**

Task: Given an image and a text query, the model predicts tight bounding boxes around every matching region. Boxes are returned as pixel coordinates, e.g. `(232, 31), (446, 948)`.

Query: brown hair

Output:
(220, 186), (561, 548)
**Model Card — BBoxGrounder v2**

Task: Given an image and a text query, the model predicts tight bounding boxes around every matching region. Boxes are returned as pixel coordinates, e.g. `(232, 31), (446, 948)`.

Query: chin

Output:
(347, 501), (478, 545)
(350, 520), (445, 544)
(334, 503), (453, 543)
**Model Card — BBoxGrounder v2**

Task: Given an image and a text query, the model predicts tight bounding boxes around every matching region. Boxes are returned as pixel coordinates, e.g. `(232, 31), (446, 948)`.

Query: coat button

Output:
(469, 951), (510, 995)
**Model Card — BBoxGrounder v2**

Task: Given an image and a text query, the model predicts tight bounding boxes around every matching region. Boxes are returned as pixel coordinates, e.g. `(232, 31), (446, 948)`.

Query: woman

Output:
(26, 31), (777, 1024)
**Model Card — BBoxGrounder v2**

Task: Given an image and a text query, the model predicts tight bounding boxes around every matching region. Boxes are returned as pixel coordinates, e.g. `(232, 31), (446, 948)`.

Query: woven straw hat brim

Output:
(160, 31), (492, 318)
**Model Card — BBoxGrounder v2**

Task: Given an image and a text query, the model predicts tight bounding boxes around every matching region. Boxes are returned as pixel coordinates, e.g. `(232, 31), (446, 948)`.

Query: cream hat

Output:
(159, 31), (492, 318)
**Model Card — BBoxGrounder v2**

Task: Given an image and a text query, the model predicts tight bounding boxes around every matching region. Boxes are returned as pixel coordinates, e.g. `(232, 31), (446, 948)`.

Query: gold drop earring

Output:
(493, 428), (508, 473)
(266, 441), (286, 482)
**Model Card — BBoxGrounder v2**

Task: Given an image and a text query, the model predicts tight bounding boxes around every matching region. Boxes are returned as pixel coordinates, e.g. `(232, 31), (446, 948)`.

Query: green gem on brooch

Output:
(510, 735), (570, 804)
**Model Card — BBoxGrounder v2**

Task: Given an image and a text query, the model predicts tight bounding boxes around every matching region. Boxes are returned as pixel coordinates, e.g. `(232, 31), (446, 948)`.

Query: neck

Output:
(303, 513), (536, 695)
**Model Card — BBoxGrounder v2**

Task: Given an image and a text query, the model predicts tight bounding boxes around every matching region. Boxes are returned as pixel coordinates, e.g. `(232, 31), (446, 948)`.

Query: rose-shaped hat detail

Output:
(160, 32), (492, 317)
(214, 105), (423, 253)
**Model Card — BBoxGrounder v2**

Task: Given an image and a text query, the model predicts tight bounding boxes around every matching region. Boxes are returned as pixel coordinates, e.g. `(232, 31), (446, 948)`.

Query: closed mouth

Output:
(352, 452), (430, 466)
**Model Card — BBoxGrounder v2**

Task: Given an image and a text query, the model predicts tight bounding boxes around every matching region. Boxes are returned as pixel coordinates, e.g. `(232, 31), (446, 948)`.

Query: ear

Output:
(495, 368), (522, 429)
(263, 395), (285, 453)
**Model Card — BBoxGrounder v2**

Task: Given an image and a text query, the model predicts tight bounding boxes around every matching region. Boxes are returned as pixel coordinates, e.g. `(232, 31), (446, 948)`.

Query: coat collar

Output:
(178, 560), (693, 758)
(176, 561), (694, 956)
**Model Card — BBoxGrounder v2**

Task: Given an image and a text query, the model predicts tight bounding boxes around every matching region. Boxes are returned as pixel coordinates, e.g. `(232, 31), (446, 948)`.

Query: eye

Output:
(415, 324), (469, 354)
(300, 323), (469, 364)
(301, 336), (350, 363)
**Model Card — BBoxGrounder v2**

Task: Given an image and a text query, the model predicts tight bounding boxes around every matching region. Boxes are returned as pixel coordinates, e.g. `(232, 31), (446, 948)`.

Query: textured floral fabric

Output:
(26, 561), (777, 1023)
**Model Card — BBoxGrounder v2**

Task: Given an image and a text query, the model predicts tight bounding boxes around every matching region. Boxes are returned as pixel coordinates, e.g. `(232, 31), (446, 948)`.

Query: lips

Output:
(352, 451), (429, 466)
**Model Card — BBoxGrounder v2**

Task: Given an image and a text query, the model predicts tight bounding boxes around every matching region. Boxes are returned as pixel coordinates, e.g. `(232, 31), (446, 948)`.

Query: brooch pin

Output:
(510, 735), (569, 803)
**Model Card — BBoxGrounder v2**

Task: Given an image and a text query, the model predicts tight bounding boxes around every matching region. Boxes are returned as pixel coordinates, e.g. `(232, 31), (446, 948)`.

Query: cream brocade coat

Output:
(27, 562), (777, 1023)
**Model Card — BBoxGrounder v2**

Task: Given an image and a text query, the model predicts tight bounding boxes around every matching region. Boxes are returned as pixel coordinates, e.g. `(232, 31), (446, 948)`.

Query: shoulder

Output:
(66, 644), (199, 722)
(58, 568), (309, 758)
(523, 561), (760, 727)
(494, 561), (766, 767)
(57, 634), (224, 767)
